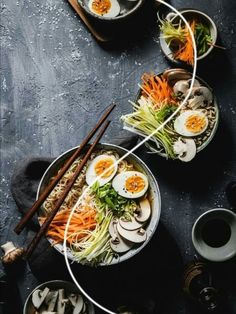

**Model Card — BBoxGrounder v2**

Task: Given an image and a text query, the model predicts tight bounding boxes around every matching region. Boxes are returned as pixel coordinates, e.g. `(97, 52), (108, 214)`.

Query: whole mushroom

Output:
(1, 241), (24, 264)
(173, 138), (197, 162)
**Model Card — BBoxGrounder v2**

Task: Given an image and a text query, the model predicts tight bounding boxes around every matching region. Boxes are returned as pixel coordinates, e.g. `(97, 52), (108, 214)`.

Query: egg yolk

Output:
(125, 176), (146, 194)
(91, 0), (111, 15)
(185, 115), (206, 133)
(95, 159), (114, 178)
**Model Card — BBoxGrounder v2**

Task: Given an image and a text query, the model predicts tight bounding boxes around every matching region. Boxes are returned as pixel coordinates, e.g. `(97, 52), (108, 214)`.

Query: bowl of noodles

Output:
(37, 143), (161, 266)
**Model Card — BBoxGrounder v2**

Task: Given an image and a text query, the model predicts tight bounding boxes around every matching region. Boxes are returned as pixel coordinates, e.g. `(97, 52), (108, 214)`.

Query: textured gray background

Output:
(1, 0), (236, 313)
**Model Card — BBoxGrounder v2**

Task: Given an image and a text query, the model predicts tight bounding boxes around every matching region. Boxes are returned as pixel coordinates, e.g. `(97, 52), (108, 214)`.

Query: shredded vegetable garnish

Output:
(91, 181), (136, 218)
(159, 15), (214, 64)
(71, 211), (114, 266)
(141, 73), (177, 108)
(122, 96), (177, 158)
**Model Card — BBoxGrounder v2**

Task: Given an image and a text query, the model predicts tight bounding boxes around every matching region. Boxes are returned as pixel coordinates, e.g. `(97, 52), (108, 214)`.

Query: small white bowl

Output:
(159, 9), (218, 63)
(192, 208), (236, 262)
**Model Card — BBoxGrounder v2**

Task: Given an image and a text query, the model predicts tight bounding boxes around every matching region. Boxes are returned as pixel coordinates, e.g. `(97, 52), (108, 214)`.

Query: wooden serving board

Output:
(68, 0), (110, 42)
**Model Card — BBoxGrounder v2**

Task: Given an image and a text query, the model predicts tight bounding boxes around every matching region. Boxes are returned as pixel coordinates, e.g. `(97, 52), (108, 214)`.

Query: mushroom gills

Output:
(32, 287), (50, 309)
(135, 198), (151, 223)
(119, 216), (143, 230)
(117, 223), (147, 243)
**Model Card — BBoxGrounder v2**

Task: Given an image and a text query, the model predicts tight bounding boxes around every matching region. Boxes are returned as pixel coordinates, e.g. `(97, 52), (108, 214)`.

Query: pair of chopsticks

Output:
(14, 103), (116, 259)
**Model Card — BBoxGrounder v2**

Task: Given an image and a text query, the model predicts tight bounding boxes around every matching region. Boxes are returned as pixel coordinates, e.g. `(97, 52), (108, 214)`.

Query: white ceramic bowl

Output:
(192, 208), (236, 262)
(37, 143), (161, 266)
(159, 9), (218, 63)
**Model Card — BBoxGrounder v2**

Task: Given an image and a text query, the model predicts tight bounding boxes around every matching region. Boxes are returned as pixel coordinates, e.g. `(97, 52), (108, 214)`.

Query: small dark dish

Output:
(78, 0), (146, 22)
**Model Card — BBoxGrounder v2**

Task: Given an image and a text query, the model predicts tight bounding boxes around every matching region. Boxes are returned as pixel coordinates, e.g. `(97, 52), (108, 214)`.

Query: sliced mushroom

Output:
(32, 287), (50, 309)
(110, 235), (134, 253)
(188, 86), (213, 109)
(82, 302), (87, 313)
(187, 78), (201, 88)
(57, 289), (67, 314)
(45, 291), (58, 312)
(173, 80), (189, 96)
(73, 294), (84, 314)
(117, 224), (147, 243)
(173, 138), (196, 162)
(135, 198), (151, 223)
(119, 216), (143, 230)
(68, 293), (77, 307)
(108, 218), (119, 239)
(109, 220), (134, 253)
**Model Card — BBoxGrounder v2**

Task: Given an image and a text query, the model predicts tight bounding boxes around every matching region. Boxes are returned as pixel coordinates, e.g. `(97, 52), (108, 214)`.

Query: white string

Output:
(62, 1), (198, 313)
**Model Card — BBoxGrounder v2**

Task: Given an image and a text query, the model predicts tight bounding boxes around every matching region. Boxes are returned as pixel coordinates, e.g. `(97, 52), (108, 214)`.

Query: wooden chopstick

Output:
(24, 119), (111, 259)
(14, 104), (116, 235)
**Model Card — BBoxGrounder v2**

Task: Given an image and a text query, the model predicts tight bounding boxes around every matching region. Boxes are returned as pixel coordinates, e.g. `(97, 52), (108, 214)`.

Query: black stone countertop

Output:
(1, 0), (236, 313)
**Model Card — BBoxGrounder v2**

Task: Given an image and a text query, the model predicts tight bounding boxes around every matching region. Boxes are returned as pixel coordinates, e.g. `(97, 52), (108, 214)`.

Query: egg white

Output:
(86, 155), (118, 186)
(112, 171), (149, 199)
(174, 110), (208, 137)
(88, 0), (120, 18)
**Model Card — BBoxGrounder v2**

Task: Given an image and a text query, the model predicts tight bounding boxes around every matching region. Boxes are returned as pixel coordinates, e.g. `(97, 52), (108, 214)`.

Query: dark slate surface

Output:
(1, 0), (236, 313)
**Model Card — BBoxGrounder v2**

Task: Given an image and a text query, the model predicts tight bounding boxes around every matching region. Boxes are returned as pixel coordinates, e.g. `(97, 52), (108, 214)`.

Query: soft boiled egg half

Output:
(174, 110), (208, 137)
(88, 0), (120, 18)
(112, 171), (149, 199)
(86, 155), (118, 186)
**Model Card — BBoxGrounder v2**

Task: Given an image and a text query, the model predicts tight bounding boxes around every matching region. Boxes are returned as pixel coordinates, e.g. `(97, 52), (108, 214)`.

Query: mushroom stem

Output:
(1, 242), (17, 255)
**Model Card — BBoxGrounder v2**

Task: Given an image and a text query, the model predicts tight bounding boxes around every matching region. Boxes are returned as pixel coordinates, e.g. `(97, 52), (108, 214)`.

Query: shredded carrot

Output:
(39, 207), (97, 246)
(174, 20), (196, 65)
(141, 73), (176, 109)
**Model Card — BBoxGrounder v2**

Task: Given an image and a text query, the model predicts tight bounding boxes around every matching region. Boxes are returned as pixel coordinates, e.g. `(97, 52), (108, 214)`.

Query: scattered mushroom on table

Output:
(1, 241), (25, 264)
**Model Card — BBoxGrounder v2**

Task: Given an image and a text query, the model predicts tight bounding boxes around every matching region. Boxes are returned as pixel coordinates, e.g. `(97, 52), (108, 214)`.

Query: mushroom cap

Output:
(32, 288), (50, 309)
(109, 219), (134, 253)
(117, 223), (147, 243)
(177, 138), (197, 162)
(108, 218), (119, 239)
(72, 294), (84, 314)
(173, 80), (189, 96)
(135, 198), (151, 223)
(163, 69), (191, 87)
(119, 216), (143, 230)
(110, 234), (134, 254)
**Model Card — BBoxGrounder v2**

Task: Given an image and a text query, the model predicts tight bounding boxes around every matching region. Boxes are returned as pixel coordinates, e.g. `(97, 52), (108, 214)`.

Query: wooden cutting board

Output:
(68, 0), (110, 42)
